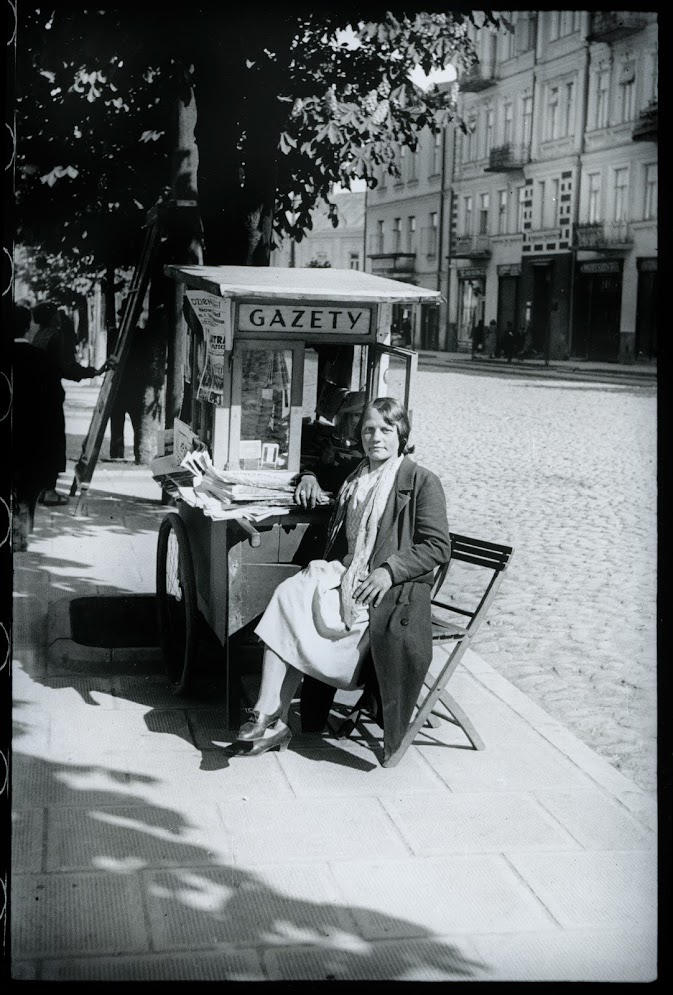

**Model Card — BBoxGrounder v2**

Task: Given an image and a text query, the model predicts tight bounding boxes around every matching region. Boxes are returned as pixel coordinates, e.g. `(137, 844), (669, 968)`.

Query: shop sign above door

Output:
(237, 303), (372, 334)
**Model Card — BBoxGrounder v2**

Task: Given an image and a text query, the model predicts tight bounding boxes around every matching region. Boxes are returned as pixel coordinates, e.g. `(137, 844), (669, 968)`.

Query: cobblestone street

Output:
(412, 369), (657, 794)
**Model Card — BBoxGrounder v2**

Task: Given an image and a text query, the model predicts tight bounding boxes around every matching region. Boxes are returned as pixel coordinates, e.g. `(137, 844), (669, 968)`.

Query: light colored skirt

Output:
(254, 559), (370, 691)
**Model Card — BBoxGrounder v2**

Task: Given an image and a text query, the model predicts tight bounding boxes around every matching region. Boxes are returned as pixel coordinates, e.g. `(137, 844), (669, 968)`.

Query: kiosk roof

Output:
(165, 265), (444, 304)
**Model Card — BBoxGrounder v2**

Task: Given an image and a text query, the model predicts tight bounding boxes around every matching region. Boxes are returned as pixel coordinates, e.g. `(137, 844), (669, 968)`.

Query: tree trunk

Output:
(136, 73), (203, 465)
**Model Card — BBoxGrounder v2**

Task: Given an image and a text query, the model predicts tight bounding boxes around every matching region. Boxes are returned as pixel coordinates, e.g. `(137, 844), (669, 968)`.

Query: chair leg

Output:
(437, 691), (485, 751)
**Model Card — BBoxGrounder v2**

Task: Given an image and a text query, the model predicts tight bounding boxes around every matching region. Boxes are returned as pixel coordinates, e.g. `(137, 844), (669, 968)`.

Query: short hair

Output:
(14, 303), (32, 338)
(359, 396), (415, 455)
(31, 301), (60, 328)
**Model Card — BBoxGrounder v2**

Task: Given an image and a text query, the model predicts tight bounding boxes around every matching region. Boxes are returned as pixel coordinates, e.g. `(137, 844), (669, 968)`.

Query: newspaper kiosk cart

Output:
(155, 265), (442, 725)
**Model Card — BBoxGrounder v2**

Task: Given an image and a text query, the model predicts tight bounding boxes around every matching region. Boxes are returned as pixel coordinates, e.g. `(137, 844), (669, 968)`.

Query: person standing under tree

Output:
(11, 304), (66, 545)
(107, 313), (145, 462)
(29, 300), (113, 505)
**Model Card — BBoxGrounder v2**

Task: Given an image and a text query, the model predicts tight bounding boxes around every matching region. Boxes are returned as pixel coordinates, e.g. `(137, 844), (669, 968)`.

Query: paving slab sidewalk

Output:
(11, 427), (659, 981)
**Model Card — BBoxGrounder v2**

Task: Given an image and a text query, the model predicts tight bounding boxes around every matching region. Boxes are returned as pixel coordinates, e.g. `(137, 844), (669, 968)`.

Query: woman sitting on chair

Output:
(235, 397), (451, 767)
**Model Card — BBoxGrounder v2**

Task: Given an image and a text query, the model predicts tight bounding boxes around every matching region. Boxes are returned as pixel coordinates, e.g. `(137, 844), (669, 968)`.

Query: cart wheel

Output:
(156, 513), (198, 695)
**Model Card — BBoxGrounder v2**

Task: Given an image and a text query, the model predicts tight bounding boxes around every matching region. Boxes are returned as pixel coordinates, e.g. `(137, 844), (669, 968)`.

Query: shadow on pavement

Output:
(11, 733), (487, 981)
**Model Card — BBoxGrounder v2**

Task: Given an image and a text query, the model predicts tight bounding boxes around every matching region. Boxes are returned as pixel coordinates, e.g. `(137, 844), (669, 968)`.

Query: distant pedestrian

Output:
(502, 320), (516, 363)
(29, 300), (112, 505)
(485, 320), (498, 358)
(470, 320), (485, 358)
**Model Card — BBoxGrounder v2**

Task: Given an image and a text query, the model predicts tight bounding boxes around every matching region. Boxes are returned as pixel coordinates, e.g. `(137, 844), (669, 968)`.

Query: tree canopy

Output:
(15, 3), (507, 280)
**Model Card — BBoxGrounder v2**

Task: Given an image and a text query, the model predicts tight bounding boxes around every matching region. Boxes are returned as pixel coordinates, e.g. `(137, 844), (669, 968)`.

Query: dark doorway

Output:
(531, 264), (552, 355)
(497, 275), (519, 336)
(635, 268), (657, 359)
(420, 304), (439, 350)
(573, 268), (622, 361)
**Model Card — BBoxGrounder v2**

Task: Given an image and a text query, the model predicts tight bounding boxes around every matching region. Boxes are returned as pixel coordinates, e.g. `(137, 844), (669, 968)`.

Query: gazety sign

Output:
(237, 304), (372, 335)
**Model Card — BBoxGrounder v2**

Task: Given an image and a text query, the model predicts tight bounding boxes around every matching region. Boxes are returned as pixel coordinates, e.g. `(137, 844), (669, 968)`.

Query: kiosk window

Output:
(238, 348), (293, 469)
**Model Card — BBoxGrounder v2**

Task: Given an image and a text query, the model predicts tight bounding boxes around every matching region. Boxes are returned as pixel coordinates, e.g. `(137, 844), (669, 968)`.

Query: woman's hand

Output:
(354, 567), (392, 607)
(294, 474), (329, 509)
(96, 357), (118, 375)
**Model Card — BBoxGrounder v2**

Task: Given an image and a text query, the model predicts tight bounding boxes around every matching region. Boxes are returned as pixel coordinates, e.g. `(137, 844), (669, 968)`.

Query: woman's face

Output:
(361, 408), (400, 467)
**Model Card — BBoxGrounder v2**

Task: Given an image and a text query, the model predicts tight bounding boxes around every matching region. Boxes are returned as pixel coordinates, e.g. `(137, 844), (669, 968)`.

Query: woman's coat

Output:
(302, 455), (451, 766)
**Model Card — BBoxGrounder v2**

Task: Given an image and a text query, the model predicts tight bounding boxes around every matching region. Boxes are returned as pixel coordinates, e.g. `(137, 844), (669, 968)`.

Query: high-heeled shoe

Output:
(242, 725), (292, 757)
(237, 707), (282, 741)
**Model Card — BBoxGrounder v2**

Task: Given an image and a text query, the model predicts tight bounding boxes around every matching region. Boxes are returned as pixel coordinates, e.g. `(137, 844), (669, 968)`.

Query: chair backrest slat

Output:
(432, 532), (514, 607)
(450, 533), (513, 556)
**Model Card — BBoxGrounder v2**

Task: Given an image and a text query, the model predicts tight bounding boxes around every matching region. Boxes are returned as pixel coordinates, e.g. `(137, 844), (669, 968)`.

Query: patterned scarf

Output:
(326, 454), (404, 629)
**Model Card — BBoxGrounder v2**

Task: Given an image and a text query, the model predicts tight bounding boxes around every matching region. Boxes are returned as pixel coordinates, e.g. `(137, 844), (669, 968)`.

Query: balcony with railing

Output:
(451, 234), (492, 259)
(369, 252), (416, 277)
(588, 12), (647, 43)
(458, 61), (498, 92)
(484, 143), (530, 172)
(632, 101), (658, 142)
(575, 222), (633, 250)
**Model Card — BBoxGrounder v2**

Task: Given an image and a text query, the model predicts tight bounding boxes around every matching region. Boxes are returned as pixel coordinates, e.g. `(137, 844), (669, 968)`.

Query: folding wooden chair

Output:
(381, 532), (514, 767)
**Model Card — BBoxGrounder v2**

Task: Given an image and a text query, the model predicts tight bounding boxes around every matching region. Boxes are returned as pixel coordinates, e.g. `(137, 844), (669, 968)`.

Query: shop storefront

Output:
(635, 258), (657, 360)
(520, 255), (572, 361)
(573, 259), (623, 362)
(496, 264), (521, 336)
(457, 269), (486, 352)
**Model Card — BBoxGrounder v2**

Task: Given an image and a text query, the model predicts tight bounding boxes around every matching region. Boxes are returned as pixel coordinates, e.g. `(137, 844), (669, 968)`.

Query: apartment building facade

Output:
(365, 11), (658, 361)
(364, 124), (453, 350)
(271, 192), (365, 271)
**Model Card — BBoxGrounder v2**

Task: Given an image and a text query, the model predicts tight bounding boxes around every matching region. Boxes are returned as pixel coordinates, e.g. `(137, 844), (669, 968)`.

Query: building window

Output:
(517, 186), (526, 232)
(393, 217), (402, 251)
(546, 86), (559, 141)
(617, 64), (636, 123)
(396, 147), (405, 186)
(564, 81), (575, 136)
(432, 131), (442, 174)
(506, 11), (517, 59)
(467, 118), (477, 161)
(376, 219), (384, 253)
(485, 108), (495, 156)
(613, 168), (629, 222)
(379, 167), (387, 189)
(497, 189), (508, 234)
(648, 50), (658, 103)
(464, 195), (473, 235)
(644, 164), (657, 220)
(503, 102), (513, 144)
(349, 252), (360, 270)
(596, 67), (610, 129)
(407, 215), (416, 251)
(522, 95), (533, 147)
(560, 11), (575, 36)
(588, 173), (601, 223)
(549, 11), (560, 41)
(428, 211), (438, 256)
(479, 193), (489, 235)
(527, 12), (538, 51)
(537, 179), (546, 228)
(550, 178), (560, 227)
(407, 148), (417, 181)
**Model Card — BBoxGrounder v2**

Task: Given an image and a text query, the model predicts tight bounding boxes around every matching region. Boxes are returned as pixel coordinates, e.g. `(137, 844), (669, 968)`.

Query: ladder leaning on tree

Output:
(69, 202), (164, 513)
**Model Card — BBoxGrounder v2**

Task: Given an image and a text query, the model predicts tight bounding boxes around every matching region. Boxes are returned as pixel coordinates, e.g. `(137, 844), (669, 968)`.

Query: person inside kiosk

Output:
(235, 396), (451, 767)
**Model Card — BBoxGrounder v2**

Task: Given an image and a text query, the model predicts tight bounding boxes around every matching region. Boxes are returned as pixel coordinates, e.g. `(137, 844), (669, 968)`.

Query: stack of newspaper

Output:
(150, 450), (331, 522)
